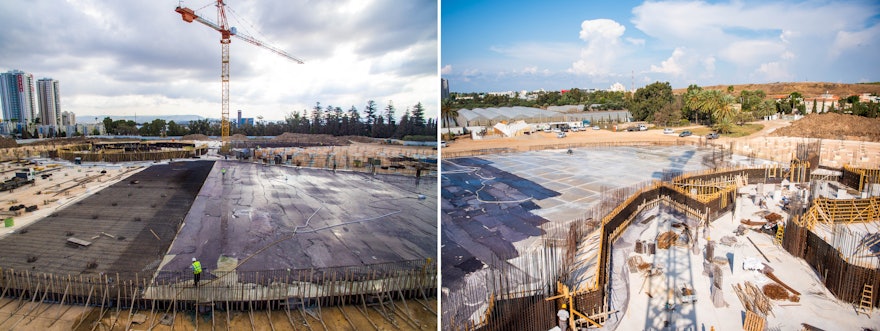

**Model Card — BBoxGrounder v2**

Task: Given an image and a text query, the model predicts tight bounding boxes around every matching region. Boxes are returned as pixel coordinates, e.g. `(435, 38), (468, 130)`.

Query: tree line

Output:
(442, 83), (879, 135)
(448, 89), (627, 110)
(100, 100), (436, 140)
(630, 82), (880, 133)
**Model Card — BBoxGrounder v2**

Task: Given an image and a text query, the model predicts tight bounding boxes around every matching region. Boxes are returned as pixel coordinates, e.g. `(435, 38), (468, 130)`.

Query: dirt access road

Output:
(442, 119), (791, 154)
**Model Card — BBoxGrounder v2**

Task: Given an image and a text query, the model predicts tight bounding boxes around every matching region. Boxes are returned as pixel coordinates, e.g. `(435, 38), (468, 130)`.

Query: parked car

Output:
(706, 132), (719, 139)
(679, 130), (692, 137)
(626, 126), (639, 132)
(638, 124), (647, 131)
(440, 141), (447, 148)
(571, 126), (580, 132)
(592, 125), (600, 130)
(663, 128), (674, 134)
(556, 132), (566, 138)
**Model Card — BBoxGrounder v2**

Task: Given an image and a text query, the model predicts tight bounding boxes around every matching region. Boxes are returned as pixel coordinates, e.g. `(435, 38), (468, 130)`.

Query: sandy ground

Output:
(605, 189), (880, 330)
(0, 296), (437, 330)
(440, 120), (788, 154)
(442, 119), (880, 168)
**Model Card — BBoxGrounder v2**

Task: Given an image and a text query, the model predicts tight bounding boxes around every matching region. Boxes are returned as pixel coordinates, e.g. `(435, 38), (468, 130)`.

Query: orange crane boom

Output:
(175, 1), (302, 143)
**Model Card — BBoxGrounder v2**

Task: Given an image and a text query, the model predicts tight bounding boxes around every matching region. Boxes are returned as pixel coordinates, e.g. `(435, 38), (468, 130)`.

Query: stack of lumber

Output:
(733, 281), (773, 316)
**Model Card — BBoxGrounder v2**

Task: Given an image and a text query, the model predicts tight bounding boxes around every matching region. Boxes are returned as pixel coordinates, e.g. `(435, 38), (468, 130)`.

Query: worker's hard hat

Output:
(192, 257), (197, 262)
(561, 304), (567, 309)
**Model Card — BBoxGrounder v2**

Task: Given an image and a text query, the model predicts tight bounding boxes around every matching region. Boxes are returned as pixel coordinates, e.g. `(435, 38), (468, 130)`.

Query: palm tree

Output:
(713, 93), (736, 124)
(441, 99), (459, 141)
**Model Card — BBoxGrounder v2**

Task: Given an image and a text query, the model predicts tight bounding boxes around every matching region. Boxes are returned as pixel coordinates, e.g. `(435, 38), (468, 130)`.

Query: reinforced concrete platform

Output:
(158, 160), (437, 275)
(0, 161), (213, 279)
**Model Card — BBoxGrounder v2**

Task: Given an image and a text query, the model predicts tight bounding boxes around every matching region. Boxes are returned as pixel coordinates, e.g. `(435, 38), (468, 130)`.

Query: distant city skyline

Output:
(442, 0), (880, 93)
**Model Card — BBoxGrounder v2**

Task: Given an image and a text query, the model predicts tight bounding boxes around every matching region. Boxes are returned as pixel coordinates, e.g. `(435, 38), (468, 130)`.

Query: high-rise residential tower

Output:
(0, 70), (37, 123)
(37, 78), (61, 126)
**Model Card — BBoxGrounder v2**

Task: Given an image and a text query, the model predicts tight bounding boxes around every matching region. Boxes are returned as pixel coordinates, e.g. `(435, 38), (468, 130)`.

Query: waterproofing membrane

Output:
(159, 161), (436, 275)
(441, 157), (558, 288)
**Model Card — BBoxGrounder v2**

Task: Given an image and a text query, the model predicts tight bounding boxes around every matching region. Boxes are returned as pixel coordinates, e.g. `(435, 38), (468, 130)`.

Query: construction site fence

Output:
(782, 220), (880, 308)
(0, 258), (436, 312)
(252, 149), (437, 177)
(449, 165), (809, 331)
(55, 143), (208, 163)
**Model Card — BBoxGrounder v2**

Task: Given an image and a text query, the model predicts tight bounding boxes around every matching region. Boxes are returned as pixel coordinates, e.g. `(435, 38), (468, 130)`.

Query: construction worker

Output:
(557, 303), (570, 331)
(191, 257), (202, 287)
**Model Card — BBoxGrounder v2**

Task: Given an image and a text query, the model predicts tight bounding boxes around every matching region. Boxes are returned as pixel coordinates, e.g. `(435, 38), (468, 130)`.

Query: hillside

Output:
(770, 112), (880, 142)
(672, 82), (880, 97)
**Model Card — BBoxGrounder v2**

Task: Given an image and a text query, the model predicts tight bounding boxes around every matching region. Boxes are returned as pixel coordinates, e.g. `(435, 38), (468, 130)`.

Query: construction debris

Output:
(719, 236), (738, 246)
(740, 219), (767, 226)
(67, 237), (91, 247)
(764, 212), (782, 222)
(762, 283), (798, 301)
(733, 281), (773, 316)
(656, 231), (678, 249)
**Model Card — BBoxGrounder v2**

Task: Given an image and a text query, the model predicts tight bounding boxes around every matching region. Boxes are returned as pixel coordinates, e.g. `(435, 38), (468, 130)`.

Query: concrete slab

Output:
(0, 161), (213, 280)
(159, 161), (436, 276)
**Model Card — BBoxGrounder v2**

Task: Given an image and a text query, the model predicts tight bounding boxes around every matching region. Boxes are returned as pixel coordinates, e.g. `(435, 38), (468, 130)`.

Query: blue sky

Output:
(442, 0), (880, 93)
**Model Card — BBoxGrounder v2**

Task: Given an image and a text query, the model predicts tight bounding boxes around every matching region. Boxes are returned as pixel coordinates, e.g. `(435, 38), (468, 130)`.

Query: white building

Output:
(804, 91), (840, 114)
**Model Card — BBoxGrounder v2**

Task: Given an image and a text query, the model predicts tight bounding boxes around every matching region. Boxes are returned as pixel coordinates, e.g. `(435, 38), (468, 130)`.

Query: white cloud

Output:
(754, 62), (792, 82)
(649, 47), (686, 76)
(632, 0), (879, 86)
(569, 19), (627, 76)
(521, 66), (537, 74)
(441, 64), (452, 75)
(719, 40), (786, 66)
(626, 37), (645, 46)
(831, 24), (880, 59)
(0, 0), (438, 121)
(702, 56), (716, 77)
(578, 18), (625, 41)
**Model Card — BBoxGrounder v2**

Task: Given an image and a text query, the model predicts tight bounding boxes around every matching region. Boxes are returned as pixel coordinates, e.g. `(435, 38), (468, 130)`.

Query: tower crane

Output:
(175, 1), (303, 143)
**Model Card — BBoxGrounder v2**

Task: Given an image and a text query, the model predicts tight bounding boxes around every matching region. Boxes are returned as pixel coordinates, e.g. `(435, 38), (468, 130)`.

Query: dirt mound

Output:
(270, 133), (374, 146)
(0, 137), (18, 149)
(181, 134), (211, 141)
(770, 113), (880, 142)
(673, 82), (880, 98)
(13, 136), (92, 147)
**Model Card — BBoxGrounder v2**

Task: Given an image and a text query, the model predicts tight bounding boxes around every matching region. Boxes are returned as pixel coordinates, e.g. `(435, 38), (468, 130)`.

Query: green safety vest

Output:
(192, 261), (202, 274)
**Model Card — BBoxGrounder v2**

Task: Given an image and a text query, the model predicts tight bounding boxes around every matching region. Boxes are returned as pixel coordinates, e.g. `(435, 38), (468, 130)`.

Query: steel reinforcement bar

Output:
(0, 258), (437, 312)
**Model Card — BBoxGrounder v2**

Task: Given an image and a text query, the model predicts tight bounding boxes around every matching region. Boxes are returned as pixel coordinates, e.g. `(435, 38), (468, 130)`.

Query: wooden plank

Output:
(67, 237), (91, 246)
(743, 310), (765, 331)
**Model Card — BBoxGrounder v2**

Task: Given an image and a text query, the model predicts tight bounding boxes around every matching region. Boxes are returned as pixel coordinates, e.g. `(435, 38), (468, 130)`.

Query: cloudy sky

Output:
(442, 0), (880, 93)
(0, 0), (437, 122)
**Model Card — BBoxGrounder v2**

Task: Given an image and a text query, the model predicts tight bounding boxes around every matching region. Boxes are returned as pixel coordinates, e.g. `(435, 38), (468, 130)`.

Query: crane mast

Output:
(175, 1), (302, 144)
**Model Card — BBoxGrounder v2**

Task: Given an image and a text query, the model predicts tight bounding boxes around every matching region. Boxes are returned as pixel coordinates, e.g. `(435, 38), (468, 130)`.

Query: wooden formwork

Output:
(801, 196), (880, 230)
(842, 165), (880, 192)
